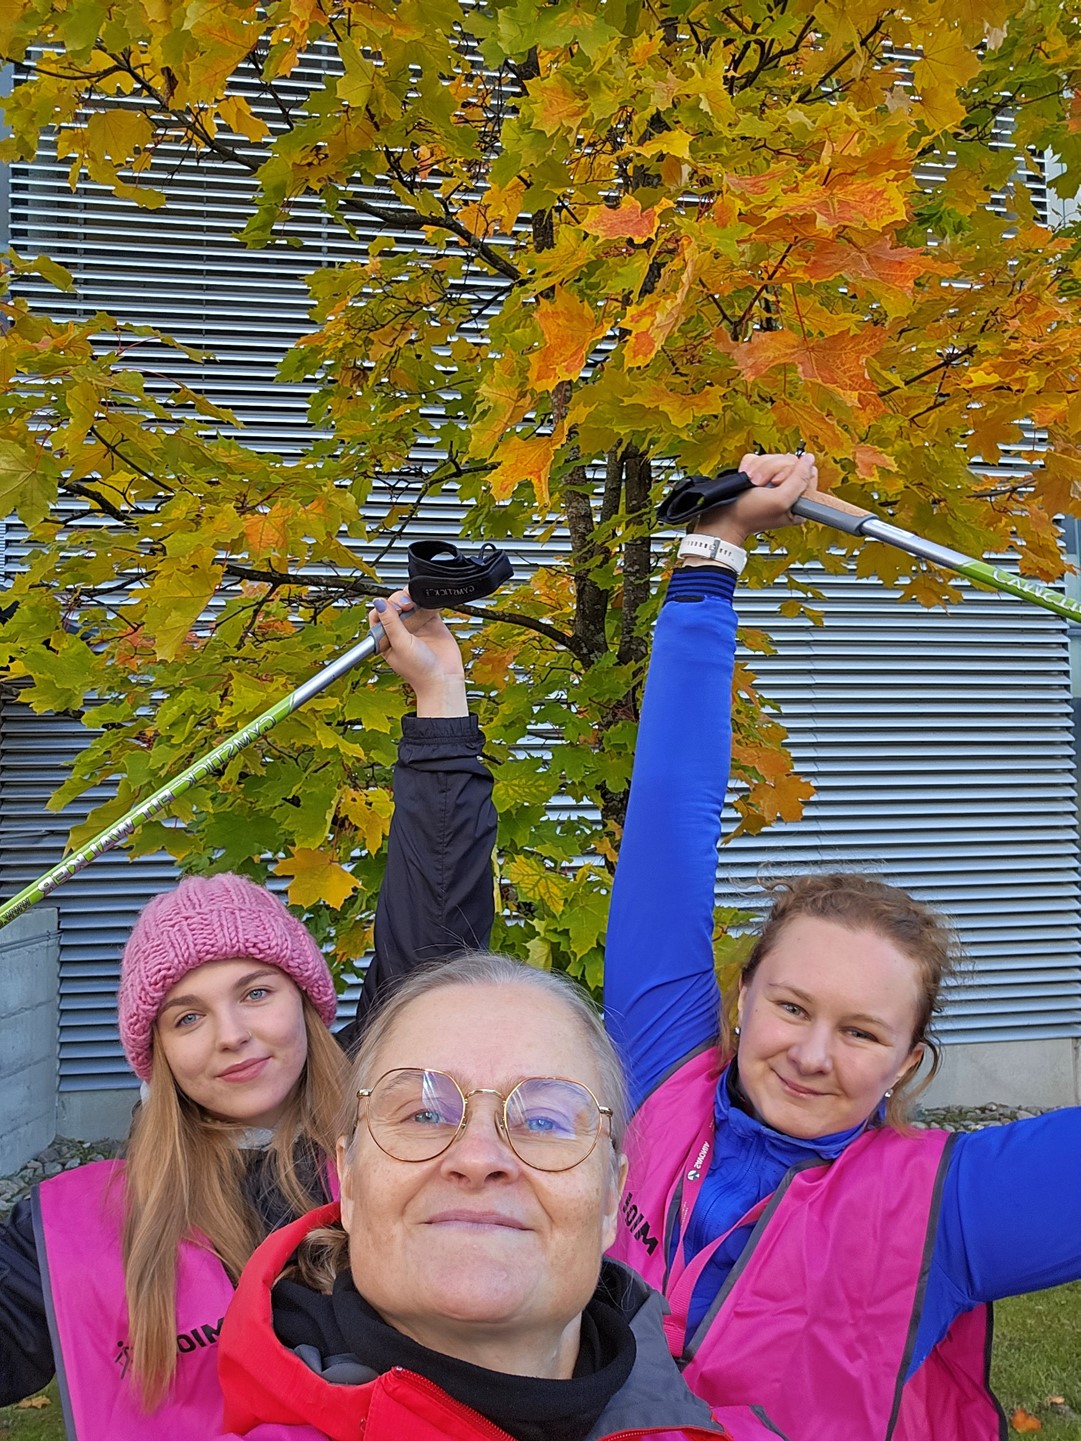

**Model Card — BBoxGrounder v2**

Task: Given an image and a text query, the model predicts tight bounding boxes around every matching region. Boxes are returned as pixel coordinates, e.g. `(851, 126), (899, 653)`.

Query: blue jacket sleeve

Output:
(911, 1108), (1081, 1373)
(604, 569), (738, 1112)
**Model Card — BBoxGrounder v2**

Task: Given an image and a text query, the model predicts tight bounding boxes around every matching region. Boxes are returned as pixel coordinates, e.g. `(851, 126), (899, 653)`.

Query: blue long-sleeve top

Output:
(604, 567), (1081, 1377)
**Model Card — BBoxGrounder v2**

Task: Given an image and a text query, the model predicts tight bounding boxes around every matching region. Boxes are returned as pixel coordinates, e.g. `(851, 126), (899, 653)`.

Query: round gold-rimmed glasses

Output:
(356, 1068), (613, 1173)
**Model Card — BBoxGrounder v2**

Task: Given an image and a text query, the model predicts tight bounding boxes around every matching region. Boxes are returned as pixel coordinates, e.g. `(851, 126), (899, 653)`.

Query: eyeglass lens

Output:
(366, 1069), (603, 1172)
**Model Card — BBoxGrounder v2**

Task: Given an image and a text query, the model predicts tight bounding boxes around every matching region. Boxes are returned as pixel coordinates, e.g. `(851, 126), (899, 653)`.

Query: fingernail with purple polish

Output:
(374, 598), (387, 613)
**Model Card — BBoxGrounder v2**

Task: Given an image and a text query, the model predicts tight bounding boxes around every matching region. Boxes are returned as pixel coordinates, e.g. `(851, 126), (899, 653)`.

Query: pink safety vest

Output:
(610, 1049), (1006, 1441)
(34, 1157), (339, 1440)
(33, 1160), (235, 1439)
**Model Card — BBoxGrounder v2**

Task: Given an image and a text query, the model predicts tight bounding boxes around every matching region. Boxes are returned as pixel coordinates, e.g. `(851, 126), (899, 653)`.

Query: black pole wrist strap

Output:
(657, 468), (755, 526)
(406, 541), (514, 608)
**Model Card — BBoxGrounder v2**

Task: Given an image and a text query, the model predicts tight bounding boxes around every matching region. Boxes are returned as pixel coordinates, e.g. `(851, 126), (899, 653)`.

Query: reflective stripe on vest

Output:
(611, 1052), (1005, 1440)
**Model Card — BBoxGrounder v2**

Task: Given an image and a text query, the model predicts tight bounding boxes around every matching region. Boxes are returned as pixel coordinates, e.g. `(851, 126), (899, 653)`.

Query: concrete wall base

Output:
(56, 1088), (138, 1144)
(0, 910), (59, 1173)
(923, 1037), (1081, 1110)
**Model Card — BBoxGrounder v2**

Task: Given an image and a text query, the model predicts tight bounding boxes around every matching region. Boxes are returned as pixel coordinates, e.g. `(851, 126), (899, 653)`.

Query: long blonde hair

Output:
(121, 997), (349, 1409)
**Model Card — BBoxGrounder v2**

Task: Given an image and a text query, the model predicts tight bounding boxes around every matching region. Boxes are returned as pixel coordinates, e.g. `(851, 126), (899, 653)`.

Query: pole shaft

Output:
(793, 499), (1081, 628)
(0, 631), (380, 928)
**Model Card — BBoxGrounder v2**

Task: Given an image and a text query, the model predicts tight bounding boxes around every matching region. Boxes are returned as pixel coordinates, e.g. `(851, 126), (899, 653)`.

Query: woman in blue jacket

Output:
(604, 453), (1081, 1439)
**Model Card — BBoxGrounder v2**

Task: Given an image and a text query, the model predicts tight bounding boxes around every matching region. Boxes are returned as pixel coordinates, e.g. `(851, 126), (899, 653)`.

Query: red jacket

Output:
(216, 1204), (789, 1441)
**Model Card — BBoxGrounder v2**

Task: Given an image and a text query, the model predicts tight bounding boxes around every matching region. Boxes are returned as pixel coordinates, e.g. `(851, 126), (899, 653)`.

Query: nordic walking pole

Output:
(658, 469), (1081, 627)
(0, 540), (513, 929)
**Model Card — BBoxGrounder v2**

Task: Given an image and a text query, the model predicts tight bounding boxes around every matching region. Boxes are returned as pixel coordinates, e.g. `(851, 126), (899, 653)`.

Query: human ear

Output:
(736, 981), (747, 1029)
(895, 1041), (925, 1089)
(336, 1136), (355, 1233)
(601, 1153), (630, 1252)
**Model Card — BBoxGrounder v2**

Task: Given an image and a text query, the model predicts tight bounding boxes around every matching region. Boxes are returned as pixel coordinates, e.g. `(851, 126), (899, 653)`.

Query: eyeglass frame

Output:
(355, 1067), (616, 1173)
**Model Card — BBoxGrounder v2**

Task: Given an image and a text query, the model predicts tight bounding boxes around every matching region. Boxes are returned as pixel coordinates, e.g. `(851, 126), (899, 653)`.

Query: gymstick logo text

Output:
(687, 1139), (710, 1182)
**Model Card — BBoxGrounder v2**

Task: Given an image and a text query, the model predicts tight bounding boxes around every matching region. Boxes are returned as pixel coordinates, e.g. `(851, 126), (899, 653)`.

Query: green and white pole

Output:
(0, 624), (389, 929)
(794, 494), (1081, 628)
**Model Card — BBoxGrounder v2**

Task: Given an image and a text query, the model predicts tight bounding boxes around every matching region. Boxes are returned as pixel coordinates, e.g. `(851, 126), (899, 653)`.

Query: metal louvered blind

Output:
(1, 49), (1079, 1091)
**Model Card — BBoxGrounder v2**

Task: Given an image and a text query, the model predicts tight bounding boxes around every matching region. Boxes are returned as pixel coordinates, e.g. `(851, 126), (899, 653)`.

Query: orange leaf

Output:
(528, 289), (604, 389)
(725, 326), (886, 407)
(623, 237), (696, 368)
(802, 236), (957, 295)
(1010, 1408), (1042, 1433)
(533, 72), (590, 137)
(581, 197), (671, 242)
(770, 177), (909, 232)
(485, 432), (555, 509)
(243, 508), (292, 559)
(457, 201), (491, 240)
(854, 444), (898, 479)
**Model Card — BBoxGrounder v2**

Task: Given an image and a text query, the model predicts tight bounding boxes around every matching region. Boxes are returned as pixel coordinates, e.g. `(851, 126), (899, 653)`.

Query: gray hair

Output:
(346, 951), (629, 1152)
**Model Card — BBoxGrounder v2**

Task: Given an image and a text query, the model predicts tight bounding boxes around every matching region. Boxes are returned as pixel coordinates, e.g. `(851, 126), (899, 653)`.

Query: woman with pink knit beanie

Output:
(0, 594), (497, 1439)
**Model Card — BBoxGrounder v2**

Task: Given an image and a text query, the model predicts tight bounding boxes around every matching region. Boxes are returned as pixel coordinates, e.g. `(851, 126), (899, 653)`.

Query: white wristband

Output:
(677, 534), (747, 574)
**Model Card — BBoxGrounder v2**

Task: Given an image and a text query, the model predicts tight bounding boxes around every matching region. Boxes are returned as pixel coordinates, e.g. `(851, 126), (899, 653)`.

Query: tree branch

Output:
(219, 563), (578, 652)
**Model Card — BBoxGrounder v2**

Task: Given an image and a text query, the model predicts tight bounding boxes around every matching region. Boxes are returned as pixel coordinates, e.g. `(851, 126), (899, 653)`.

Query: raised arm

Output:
(338, 595), (496, 1052)
(604, 455), (817, 1110)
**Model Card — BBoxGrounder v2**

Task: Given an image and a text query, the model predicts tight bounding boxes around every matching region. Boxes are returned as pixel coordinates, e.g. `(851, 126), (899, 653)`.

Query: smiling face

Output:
(735, 915), (924, 1140)
(154, 958), (308, 1129)
(338, 982), (626, 1378)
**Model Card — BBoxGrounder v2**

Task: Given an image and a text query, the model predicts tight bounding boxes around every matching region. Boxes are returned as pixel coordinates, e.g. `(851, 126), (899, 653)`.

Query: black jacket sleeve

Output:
(337, 713), (496, 1055)
(0, 1196), (55, 1404)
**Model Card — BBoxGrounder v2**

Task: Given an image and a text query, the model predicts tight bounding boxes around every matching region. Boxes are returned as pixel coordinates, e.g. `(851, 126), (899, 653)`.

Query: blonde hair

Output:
(121, 997), (349, 1409)
(723, 871), (960, 1130)
(291, 952), (628, 1294)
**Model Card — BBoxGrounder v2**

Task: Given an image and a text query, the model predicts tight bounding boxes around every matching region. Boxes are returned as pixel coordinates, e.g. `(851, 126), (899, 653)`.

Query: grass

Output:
(3, 1283), (1079, 1437)
(992, 1281), (1081, 1436)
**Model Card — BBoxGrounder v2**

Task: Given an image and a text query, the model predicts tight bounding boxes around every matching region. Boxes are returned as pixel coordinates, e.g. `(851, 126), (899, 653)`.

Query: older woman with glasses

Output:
(214, 954), (787, 1441)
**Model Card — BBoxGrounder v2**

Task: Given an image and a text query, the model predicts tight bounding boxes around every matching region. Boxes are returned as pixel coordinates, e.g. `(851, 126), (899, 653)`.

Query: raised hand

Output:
(369, 590), (468, 718)
(691, 452), (818, 548)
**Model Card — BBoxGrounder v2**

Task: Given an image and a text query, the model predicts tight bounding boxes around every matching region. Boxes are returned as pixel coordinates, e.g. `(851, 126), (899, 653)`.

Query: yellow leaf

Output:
(485, 432), (555, 509)
(84, 108), (154, 164)
(142, 551), (220, 661)
(505, 853), (565, 912)
(533, 72), (590, 137)
(486, 177), (526, 235)
(914, 24), (981, 136)
(275, 848), (360, 910)
(339, 787), (394, 854)
(216, 95), (270, 143)
(15, 1394), (50, 1409)
(639, 128), (694, 160)
(528, 289), (604, 389)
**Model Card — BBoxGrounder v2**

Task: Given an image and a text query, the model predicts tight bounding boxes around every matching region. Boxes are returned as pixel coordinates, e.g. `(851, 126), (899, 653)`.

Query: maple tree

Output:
(2, 0), (1081, 987)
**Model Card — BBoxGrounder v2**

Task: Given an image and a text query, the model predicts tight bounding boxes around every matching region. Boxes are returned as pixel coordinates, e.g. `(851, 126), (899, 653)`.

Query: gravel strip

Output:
(0, 1138), (121, 1222)
(912, 1101), (1049, 1132)
(0, 1103), (1050, 1223)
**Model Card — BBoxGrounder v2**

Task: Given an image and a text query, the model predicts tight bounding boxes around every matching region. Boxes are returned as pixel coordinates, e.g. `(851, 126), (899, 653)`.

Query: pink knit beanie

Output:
(119, 873), (338, 1080)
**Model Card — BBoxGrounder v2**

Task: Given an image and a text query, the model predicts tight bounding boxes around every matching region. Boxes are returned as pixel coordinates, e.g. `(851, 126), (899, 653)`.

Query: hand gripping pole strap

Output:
(657, 468), (754, 526)
(406, 541), (514, 609)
